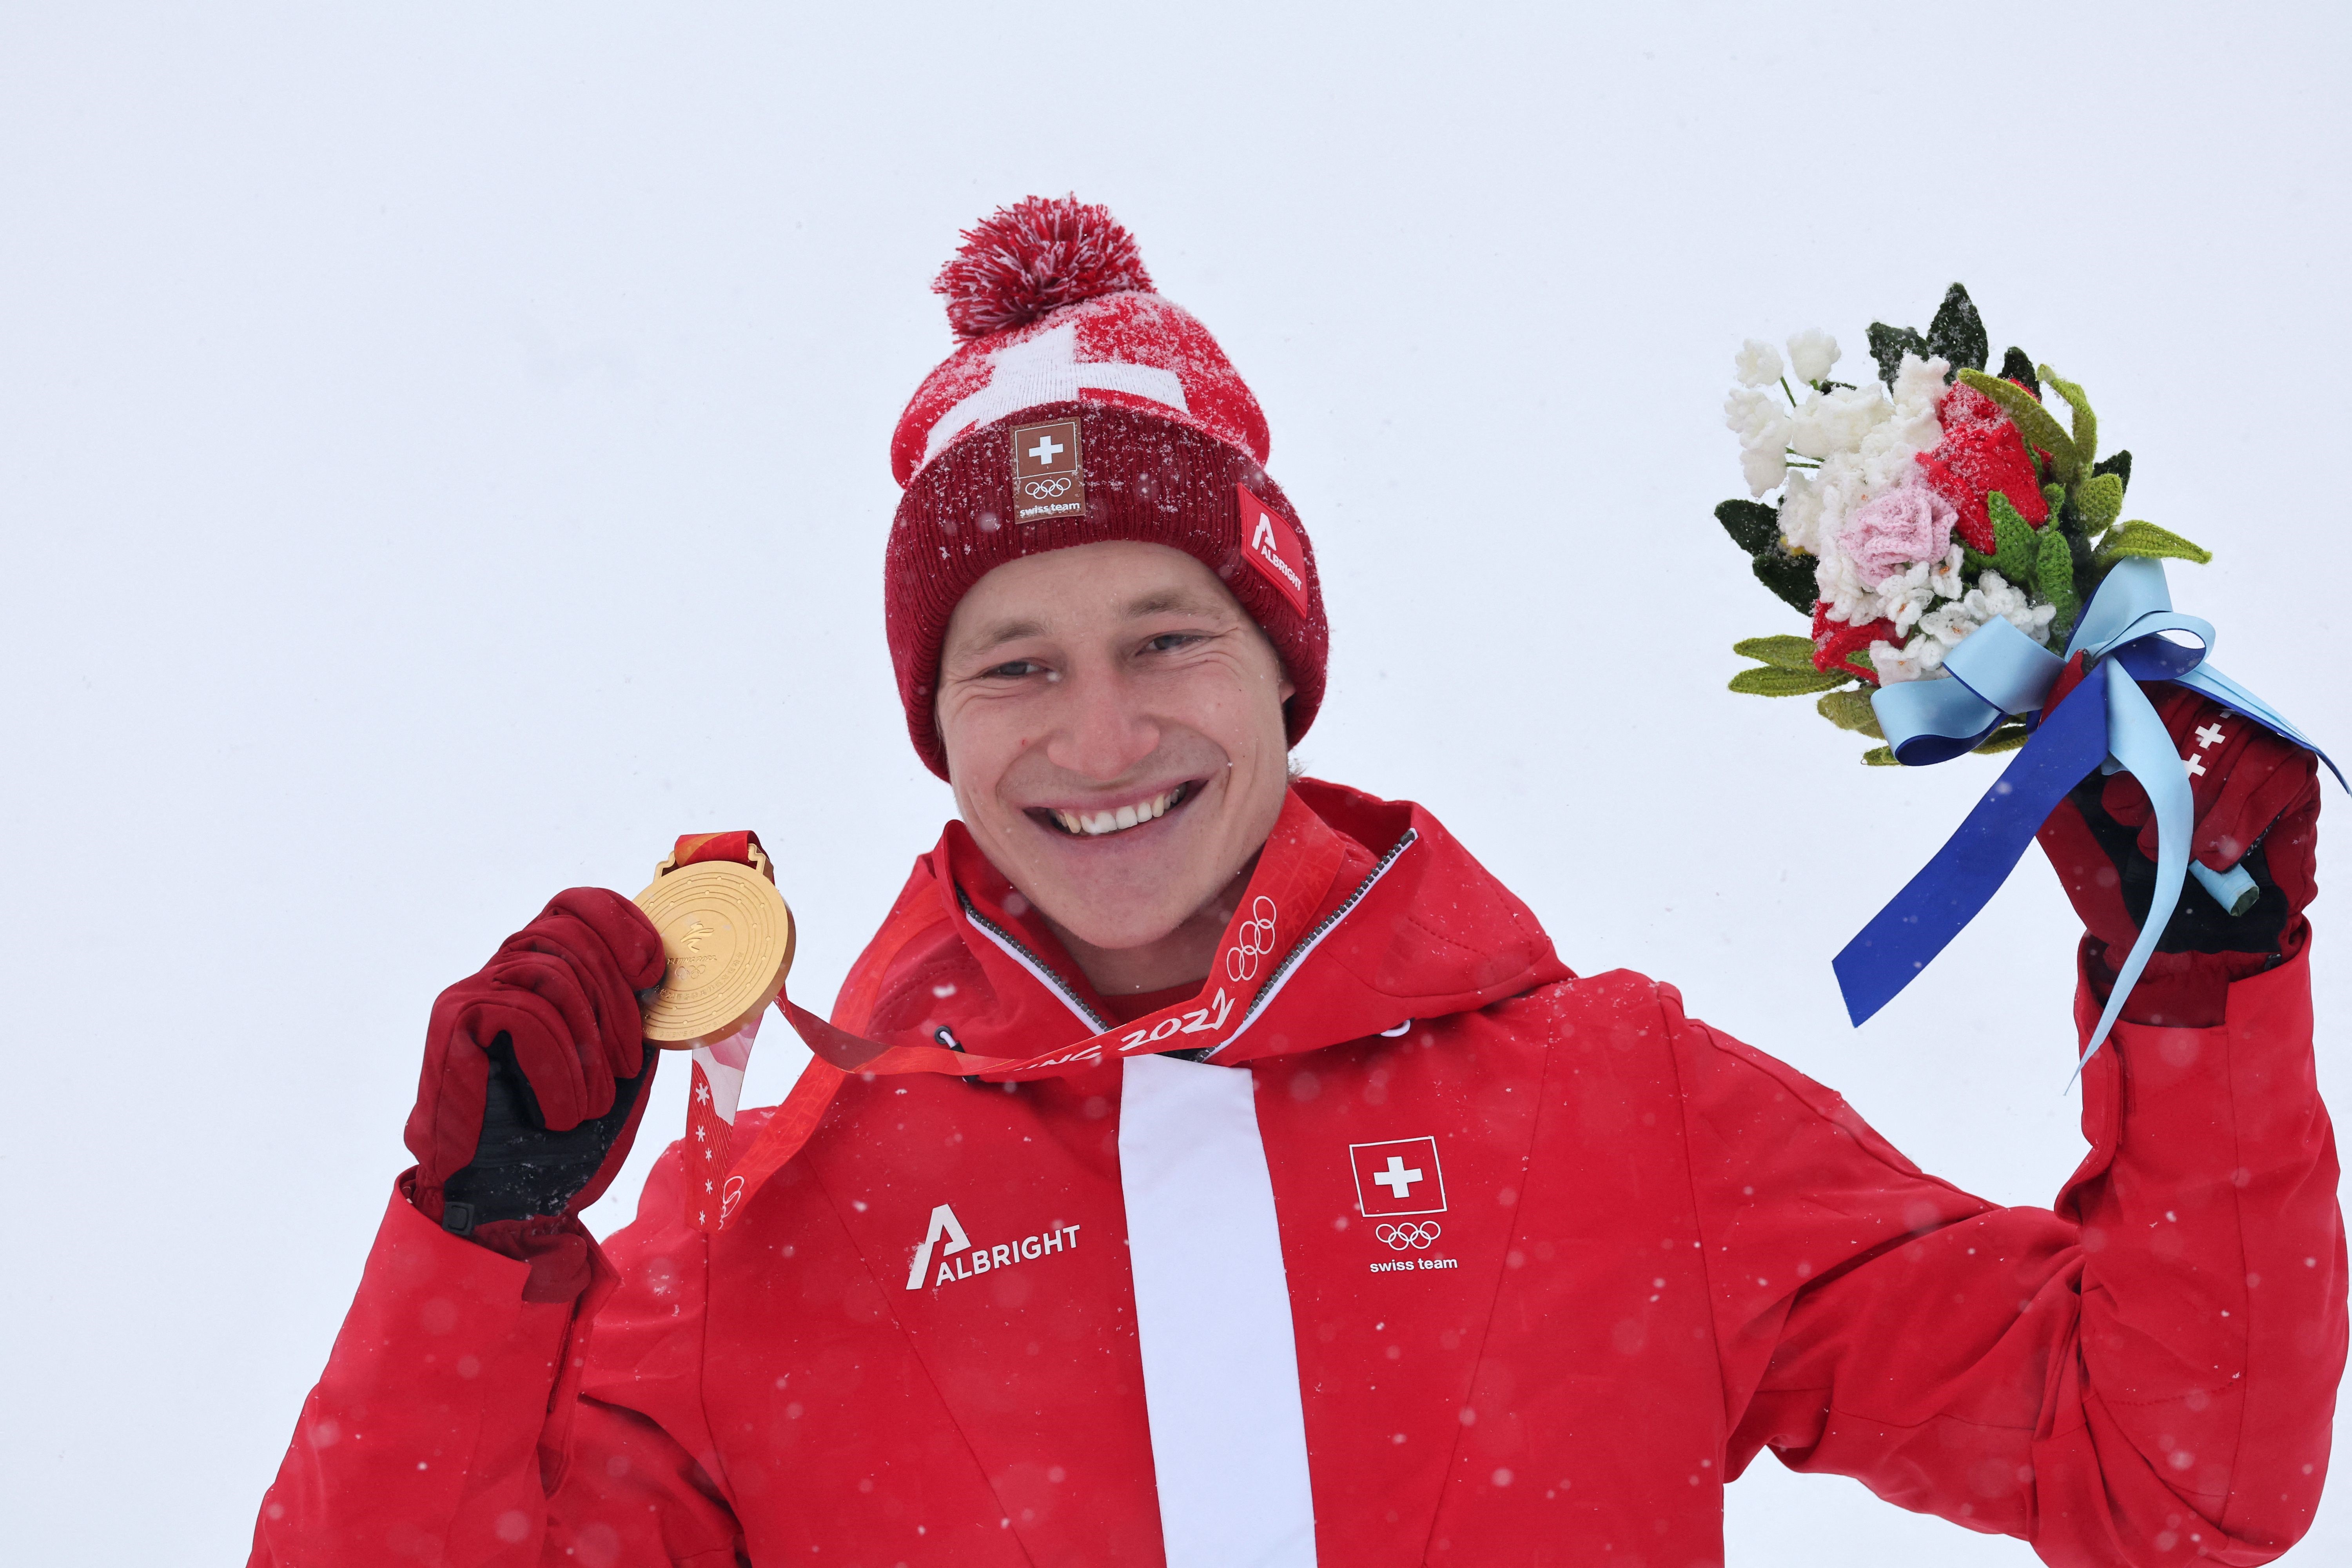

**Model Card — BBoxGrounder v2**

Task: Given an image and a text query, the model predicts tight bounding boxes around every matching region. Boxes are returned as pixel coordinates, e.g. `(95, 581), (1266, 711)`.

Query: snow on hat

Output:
(884, 195), (1327, 780)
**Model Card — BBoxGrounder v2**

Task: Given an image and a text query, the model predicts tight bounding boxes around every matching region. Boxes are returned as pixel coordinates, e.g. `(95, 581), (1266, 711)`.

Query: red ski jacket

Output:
(253, 781), (2346, 1566)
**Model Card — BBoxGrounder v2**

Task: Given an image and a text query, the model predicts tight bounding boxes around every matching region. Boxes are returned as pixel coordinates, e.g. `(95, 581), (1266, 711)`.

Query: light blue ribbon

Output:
(1838, 559), (2338, 1070)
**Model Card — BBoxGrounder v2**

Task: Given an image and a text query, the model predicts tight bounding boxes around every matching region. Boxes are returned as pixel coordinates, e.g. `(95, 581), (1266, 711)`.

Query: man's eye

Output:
(983, 659), (1042, 679)
(1143, 633), (1201, 654)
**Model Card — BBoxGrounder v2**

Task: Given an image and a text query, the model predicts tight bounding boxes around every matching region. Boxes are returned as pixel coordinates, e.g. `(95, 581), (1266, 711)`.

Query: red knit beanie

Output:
(884, 196), (1328, 780)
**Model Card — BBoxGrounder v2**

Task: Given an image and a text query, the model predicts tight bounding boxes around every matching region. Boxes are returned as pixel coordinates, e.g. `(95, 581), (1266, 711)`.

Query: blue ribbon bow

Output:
(1835, 558), (2339, 1069)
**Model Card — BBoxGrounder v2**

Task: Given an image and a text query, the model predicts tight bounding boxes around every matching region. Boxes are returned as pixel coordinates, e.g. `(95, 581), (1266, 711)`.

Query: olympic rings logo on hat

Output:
(1226, 896), (1278, 982)
(1374, 1221), (1442, 1251)
(1020, 476), (1074, 500)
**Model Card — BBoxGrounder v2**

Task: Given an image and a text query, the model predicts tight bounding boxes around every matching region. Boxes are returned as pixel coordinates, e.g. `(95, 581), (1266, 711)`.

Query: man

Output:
(252, 197), (2344, 1566)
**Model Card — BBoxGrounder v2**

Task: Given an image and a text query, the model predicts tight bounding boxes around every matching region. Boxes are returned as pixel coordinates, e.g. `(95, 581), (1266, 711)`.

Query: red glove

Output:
(2036, 674), (2320, 1027)
(405, 888), (667, 1234)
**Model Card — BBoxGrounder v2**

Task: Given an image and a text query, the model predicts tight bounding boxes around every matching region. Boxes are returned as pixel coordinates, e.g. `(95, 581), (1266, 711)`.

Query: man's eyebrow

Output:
(951, 591), (1229, 657)
(1124, 589), (1230, 619)
(957, 618), (1047, 655)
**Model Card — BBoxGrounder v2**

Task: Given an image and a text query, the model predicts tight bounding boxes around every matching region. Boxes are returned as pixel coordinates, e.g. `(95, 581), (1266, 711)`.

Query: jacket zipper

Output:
(955, 893), (1114, 1034)
(1214, 827), (1418, 1054)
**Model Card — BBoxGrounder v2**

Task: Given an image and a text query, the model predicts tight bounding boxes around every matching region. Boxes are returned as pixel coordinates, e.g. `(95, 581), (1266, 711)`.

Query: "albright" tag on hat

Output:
(1238, 485), (1308, 614)
(1011, 419), (1085, 523)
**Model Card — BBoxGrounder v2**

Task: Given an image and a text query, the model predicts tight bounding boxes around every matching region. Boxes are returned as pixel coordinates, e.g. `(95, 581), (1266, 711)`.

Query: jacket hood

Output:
(830, 779), (1570, 1072)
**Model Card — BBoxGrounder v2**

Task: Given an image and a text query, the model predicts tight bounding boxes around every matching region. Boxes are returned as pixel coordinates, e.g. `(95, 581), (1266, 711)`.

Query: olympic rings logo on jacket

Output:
(1374, 1221), (1441, 1251)
(1227, 897), (1278, 982)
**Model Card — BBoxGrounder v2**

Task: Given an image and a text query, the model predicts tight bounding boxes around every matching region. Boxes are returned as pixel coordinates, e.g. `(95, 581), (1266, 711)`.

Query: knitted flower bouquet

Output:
(1717, 284), (2212, 762)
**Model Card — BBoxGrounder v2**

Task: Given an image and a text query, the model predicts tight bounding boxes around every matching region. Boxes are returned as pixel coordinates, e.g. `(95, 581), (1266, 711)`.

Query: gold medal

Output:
(633, 840), (795, 1049)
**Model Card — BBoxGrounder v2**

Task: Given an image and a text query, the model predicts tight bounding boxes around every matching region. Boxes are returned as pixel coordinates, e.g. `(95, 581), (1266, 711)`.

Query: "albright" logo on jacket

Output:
(905, 1202), (1083, 1290)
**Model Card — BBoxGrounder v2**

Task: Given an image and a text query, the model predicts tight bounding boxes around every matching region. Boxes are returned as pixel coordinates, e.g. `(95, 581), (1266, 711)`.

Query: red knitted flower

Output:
(1812, 601), (1896, 683)
(1916, 383), (2049, 553)
(931, 196), (1155, 341)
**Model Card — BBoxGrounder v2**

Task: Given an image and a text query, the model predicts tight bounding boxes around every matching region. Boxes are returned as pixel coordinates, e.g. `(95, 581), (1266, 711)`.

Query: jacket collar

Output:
(848, 779), (1571, 1070)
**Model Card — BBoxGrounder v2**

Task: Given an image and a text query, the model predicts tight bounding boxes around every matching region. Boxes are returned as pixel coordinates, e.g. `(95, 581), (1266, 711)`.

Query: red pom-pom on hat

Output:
(932, 194), (1155, 341)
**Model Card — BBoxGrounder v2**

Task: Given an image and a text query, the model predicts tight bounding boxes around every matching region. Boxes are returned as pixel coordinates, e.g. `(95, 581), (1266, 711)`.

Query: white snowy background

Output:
(3, 3), (2347, 1561)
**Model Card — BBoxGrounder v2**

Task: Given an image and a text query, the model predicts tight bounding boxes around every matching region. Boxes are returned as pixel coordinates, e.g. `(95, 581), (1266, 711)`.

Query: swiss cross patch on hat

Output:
(1010, 418), (1084, 522)
(1238, 485), (1310, 615)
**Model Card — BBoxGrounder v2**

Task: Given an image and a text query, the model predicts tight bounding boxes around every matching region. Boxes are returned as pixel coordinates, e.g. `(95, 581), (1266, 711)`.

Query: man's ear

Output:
(1247, 615), (1293, 705)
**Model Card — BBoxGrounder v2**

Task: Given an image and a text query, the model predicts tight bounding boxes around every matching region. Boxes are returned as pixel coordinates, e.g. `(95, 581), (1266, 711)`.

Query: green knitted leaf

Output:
(1867, 322), (1931, 388)
(1732, 635), (1817, 670)
(1715, 498), (1780, 556)
(1988, 492), (2039, 584)
(1958, 368), (2081, 485)
(2036, 526), (2080, 641)
(2074, 471), (2125, 535)
(1998, 347), (2040, 398)
(1862, 744), (1901, 766)
(1752, 552), (1818, 615)
(1817, 688), (1885, 737)
(2042, 482), (2066, 516)
(1927, 283), (1989, 375)
(1974, 724), (2030, 755)
(2094, 449), (2132, 496)
(2098, 521), (2214, 566)
(1730, 666), (1855, 697)
(2039, 366), (2097, 468)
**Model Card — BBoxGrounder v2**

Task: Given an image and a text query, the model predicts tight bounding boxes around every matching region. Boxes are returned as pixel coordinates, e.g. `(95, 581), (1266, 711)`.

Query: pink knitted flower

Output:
(1838, 477), (1958, 587)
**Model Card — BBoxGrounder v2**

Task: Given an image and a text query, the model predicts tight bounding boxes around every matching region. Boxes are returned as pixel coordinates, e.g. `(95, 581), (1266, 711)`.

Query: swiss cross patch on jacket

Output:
(253, 780), (2346, 1568)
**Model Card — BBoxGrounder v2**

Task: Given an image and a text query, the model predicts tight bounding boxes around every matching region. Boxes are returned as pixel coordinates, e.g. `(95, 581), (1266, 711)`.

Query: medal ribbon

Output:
(701, 790), (1361, 1234)
(662, 831), (777, 1231)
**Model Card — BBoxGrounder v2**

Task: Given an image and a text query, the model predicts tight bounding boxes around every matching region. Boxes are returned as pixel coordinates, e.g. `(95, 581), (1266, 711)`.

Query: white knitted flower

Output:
(1871, 635), (1949, 684)
(1965, 572), (2058, 642)
(1734, 339), (1786, 389)
(1815, 547), (1876, 628)
(1929, 544), (1966, 600)
(1786, 328), (1840, 384)
(1788, 384), (1891, 461)
(1873, 560), (1940, 638)
(1778, 471), (1818, 546)
(1916, 597), (1980, 648)
(1740, 443), (1789, 497)
(1891, 352), (1950, 424)
(1915, 571), (2058, 651)
(1780, 452), (1868, 566)
(1804, 461), (1900, 627)
(1838, 352), (1950, 494)
(2013, 601), (2058, 642)
(1813, 451), (1873, 537)
(1723, 387), (1788, 448)
(1867, 559), (2056, 686)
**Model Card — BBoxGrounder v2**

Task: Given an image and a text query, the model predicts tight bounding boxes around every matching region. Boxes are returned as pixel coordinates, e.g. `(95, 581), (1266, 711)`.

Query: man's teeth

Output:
(1053, 786), (1185, 838)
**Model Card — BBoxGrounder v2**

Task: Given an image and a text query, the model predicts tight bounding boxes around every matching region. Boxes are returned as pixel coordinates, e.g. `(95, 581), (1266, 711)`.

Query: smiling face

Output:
(935, 541), (1296, 994)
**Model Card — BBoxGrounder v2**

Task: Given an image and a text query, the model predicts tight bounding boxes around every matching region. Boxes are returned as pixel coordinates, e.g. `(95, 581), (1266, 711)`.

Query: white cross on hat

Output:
(923, 323), (1188, 464)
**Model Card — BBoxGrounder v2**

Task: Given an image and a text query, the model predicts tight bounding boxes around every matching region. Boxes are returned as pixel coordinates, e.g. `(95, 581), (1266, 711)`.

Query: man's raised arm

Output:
(249, 891), (742, 1565)
(1688, 685), (2343, 1563)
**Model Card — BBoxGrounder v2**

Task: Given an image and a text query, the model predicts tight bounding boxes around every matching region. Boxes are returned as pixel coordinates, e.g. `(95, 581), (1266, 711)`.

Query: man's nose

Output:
(1045, 664), (1160, 782)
